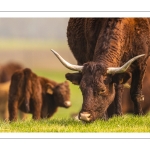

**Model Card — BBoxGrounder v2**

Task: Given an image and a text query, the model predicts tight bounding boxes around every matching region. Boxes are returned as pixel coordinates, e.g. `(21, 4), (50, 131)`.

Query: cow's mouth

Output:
(79, 110), (106, 122)
(63, 101), (71, 108)
(79, 112), (92, 122)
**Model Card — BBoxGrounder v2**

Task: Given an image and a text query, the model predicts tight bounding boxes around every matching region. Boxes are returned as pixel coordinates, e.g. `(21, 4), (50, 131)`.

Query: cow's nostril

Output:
(79, 112), (91, 122)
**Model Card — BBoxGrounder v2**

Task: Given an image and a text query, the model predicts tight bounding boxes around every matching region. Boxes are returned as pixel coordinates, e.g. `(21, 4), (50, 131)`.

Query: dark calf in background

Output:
(8, 68), (71, 121)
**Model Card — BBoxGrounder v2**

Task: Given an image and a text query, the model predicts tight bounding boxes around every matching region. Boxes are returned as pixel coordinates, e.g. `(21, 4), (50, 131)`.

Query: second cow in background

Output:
(8, 68), (71, 121)
(0, 62), (23, 83)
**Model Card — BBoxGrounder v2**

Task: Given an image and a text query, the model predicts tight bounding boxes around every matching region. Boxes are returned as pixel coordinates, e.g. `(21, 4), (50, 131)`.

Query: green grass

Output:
(0, 114), (150, 132)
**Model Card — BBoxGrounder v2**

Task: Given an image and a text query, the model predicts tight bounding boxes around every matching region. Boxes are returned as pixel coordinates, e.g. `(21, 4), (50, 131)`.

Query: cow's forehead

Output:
(80, 63), (109, 89)
(83, 62), (107, 76)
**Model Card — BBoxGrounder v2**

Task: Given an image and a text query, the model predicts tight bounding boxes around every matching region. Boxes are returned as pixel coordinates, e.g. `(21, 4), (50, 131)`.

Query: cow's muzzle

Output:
(79, 112), (91, 122)
(64, 101), (71, 108)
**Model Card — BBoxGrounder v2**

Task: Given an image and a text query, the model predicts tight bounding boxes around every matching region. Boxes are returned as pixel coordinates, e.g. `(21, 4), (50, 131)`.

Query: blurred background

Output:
(0, 18), (82, 119)
(0, 18), (77, 70)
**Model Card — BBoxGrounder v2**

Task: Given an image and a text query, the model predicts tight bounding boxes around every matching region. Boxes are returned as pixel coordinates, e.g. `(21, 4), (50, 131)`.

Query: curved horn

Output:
(51, 49), (83, 72)
(107, 54), (145, 74)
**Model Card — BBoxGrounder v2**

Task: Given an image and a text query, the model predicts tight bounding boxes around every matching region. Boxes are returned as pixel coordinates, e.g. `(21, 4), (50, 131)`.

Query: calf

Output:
(8, 68), (71, 121)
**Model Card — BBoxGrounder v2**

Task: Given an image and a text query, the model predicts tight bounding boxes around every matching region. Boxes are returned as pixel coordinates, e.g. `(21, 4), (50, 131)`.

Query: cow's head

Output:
(51, 49), (145, 122)
(46, 80), (71, 108)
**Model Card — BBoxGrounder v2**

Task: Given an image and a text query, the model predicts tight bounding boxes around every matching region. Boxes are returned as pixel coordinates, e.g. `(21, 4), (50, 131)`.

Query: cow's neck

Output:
(93, 18), (132, 68)
(94, 50), (121, 68)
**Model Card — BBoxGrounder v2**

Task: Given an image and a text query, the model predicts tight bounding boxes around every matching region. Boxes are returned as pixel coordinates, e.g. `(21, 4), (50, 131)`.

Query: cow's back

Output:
(67, 18), (107, 64)
(67, 18), (150, 66)
(9, 70), (24, 98)
(19, 68), (42, 113)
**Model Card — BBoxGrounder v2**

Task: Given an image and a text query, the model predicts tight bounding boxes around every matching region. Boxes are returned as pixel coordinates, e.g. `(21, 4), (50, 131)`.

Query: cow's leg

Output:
(24, 97), (30, 113)
(114, 84), (124, 116)
(130, 66), (146, 115)
(8, 98), (19, 121)
(32, 97), (42, 120)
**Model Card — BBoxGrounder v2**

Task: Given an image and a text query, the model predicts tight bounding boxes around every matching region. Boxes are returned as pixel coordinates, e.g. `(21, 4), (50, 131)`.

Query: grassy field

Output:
(0, 114), (150, 132)
(0, 70), (150, 132)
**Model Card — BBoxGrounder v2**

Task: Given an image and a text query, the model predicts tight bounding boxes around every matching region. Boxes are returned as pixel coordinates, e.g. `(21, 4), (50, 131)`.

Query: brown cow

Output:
(8, 68), (71, 121)
(51, 18), (150, 122)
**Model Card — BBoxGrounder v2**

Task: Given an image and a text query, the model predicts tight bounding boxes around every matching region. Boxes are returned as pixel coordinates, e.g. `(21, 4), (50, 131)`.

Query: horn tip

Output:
(51, 49), (57, 54)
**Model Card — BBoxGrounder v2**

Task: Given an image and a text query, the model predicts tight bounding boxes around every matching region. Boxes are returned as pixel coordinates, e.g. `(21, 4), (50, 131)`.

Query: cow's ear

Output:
(65, 73), (82, 85)
(112, 72), (131, 84)
(46, 83), (54, 95)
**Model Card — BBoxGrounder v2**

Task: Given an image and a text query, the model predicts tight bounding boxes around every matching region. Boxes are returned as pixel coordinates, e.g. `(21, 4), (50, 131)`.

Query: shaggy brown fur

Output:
(65, 18), (150, 122)
(8, 68), (71, 121)
(0, 81), (27, 121)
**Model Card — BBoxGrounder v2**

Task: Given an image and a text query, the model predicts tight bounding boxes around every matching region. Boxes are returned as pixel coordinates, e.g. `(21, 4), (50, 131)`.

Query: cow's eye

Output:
(94, 88), (106, 96)
(98, 89), (106, 96)
(100, 89), (106, 94)
(101, 89), (106, 93)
